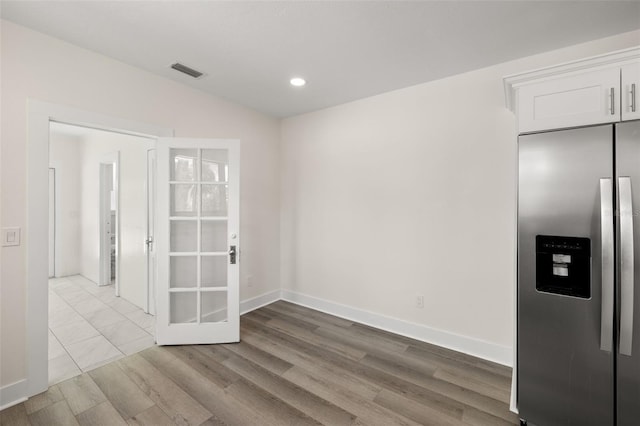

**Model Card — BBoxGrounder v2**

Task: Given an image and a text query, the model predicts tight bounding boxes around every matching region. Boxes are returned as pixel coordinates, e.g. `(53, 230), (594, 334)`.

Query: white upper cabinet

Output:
(504, 47), (640, 134)
(517, 68), (620, 133)
(622, 63), (640, 122)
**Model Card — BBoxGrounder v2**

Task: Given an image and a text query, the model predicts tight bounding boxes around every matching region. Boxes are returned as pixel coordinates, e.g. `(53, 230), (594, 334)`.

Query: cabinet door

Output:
(518, 68), (620, 133)
(622, 63), (640, 122)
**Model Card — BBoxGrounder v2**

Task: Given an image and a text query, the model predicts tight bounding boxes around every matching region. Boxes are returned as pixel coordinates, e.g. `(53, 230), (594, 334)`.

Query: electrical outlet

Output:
(247, 275), (253, 287)
(416, 295), (424, 309)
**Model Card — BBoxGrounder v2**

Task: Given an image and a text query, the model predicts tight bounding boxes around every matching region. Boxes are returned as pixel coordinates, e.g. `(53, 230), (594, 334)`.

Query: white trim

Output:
(27, 100), (173, 399)
(281, 290), (513, 367)
(504, 46), (640, 112)
(0, 380), (28, 411)
(99, 152), (120, 290)
(240, 289), (282, 315)
(510, 133), (520, 415)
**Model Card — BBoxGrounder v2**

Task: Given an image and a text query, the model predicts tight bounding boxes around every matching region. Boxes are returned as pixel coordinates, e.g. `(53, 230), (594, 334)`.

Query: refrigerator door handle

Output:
(600, 178), (614, 352)
(619, 176), (634, 356)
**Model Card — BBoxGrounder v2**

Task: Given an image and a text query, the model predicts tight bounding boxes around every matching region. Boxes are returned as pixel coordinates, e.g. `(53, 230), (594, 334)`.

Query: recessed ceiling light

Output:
(290, 77), (306, 87)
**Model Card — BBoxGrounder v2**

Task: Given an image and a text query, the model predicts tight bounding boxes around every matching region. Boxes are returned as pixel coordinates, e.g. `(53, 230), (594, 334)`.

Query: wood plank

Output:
(212, 345), (357, 425)
(223, 379), (322, 426)
(146, 347), (319, 426)
(198, 418), (228, 426)
(360, 353), (513, 422)
(88, 363), (154, 419)
(462, 406), (520, 426)
(126, 406), (174, 426)
(139, 347), (268, 426)
(0, 402), (31, 426)
(241, 326), (382, 400)
(28, 401), (79, 426)
(220, 340), (294, 375)
(314, 323), (409, 354)
(117, 354), (211, 426)
(259, 305), (321, 331)
(373, 389), (463, 426)
(75, 401), (127, 426)
(240, 309), (273, 324)
(282, 366), (421, 426)
(474, 358), (512, 379)
(24, 385), (64, 415)
(243, 316), (466, 419)
(433, 367), (511, 404)
(359, 352), (438, 387)
(261, 316), (367, 361)
(267, 301), (354, 328)
(395, 341), (512, 393)
(166, 345), (241, 389)
(57, 373), (107, 415)
(405, 344), (512, 379)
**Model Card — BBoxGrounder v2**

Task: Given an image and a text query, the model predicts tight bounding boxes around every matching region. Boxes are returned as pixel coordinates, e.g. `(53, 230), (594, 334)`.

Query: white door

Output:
(155, 138), (240, 345)
(146, 149), (156, 315)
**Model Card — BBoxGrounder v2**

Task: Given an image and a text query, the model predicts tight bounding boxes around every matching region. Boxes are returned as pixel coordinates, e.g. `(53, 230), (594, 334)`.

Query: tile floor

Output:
(48, 275), (155, 385)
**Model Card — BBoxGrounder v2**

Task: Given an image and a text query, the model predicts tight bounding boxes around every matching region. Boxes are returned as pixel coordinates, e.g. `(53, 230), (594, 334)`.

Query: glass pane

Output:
(201, 149), (228, 182)
(170, 292), (197, 324)
(202, 184), (228, 217)
(201, 291), (227, 323)
(201, 221), (227, 252)
(170, 256), (196, 288)
(170, 221), (197, 252)
(202, 256), (228, 288)
(170, 148), (198, 182)
(170, 184), (197, 217)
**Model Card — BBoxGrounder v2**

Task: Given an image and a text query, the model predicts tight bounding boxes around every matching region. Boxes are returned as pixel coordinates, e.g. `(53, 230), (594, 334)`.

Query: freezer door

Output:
(518, 125), (614, 426)
(616, 120), (640, 426)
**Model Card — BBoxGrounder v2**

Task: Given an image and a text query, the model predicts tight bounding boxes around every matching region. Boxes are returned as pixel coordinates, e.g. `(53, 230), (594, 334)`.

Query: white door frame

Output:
(146, 149), (157, 315)
(98, 152), (119, 291)
(26, 100), (173, 397)
(48, 168), (56, 278)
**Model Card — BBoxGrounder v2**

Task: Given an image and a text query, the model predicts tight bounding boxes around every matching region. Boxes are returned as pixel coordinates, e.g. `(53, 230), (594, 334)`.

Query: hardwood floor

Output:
(1, 301), (519, 426)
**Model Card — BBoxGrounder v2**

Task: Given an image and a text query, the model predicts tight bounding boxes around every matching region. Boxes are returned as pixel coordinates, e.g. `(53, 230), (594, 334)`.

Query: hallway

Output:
(48, 275), (155, 385)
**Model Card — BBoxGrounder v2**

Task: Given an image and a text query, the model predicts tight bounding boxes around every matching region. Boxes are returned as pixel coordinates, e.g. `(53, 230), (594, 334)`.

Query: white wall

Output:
(2, 16), (639, 396)
(49, 133), (82, 277)
(78, 129), (153, 309)
(0, 20), (281, 389)
(280, 30), (640, 363)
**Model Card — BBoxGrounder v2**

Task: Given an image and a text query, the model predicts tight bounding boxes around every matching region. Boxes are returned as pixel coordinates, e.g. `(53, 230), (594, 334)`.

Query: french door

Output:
(155, 138), (240, 344)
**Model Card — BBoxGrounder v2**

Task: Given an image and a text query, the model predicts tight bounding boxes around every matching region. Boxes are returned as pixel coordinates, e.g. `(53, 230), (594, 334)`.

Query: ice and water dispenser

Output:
(535, 235), (591, 298)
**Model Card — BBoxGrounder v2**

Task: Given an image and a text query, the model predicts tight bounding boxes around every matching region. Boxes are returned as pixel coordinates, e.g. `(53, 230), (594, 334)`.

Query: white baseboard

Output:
(240, 289), (282, 315)
(0, 379), (27, 411)
(281, 289), (513, 367)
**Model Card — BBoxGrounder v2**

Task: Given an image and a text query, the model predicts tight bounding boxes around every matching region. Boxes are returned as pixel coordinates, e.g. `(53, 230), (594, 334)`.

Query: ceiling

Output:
(2, 1), (640, 118)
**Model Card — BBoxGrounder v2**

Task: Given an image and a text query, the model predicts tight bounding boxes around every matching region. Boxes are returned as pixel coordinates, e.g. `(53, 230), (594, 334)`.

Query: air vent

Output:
(170, 62), (204, 79)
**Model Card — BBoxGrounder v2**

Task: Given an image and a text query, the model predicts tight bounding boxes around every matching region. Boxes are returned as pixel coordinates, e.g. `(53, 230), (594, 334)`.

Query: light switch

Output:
(2, 227), (21, 247)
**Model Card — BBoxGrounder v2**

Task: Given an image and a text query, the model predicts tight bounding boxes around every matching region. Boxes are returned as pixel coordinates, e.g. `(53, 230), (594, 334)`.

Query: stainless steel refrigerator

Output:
(518, 121), (640, 426)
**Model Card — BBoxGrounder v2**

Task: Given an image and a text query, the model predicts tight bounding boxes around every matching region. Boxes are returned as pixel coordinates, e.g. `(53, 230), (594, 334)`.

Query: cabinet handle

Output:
(632, 83), (636, 113)
(611, 88), (615, 115)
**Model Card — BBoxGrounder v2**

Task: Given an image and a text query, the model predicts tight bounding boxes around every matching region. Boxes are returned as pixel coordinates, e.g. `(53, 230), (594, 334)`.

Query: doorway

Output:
(27, 101), (241, 401)
(46, 121), (157, 385)
(99, 154), (118, 290)
(26, 101), (174, 397)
